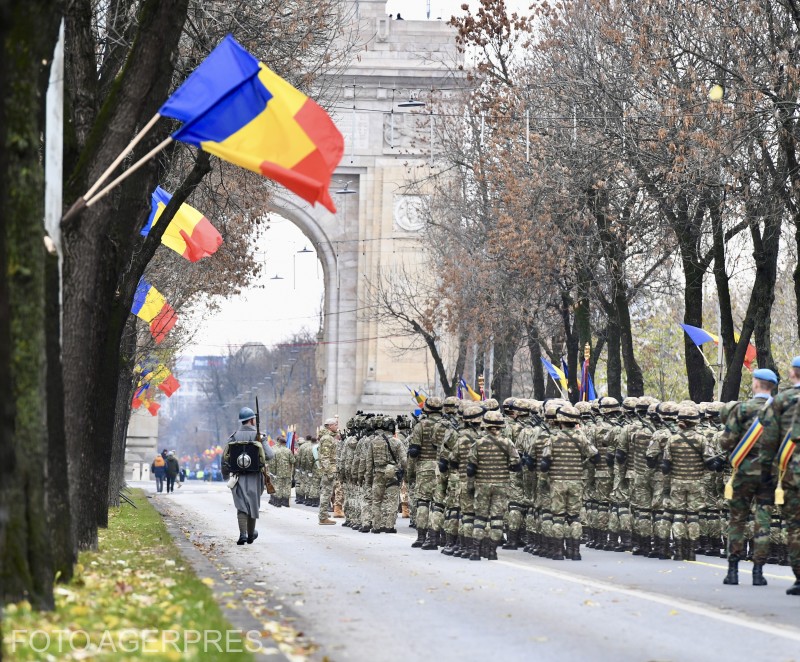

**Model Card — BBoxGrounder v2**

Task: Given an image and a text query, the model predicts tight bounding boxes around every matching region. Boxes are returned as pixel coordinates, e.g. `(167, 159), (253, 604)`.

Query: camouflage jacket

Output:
(318, 430), (338, 478)
(721, 395), (772, 477)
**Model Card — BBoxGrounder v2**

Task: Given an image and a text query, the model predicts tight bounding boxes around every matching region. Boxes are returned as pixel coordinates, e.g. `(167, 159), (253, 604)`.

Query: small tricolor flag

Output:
(459, 378), (481, 401)
(141, 186), (222, 262)
(159, 35), (343, 213)
(777, 432), (797, 474)
(158, 374), (181, 397)
(132, 278), (177, 343)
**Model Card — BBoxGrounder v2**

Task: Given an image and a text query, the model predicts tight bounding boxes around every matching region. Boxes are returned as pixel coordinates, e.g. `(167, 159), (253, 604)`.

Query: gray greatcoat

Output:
(222, 424), (275, 519)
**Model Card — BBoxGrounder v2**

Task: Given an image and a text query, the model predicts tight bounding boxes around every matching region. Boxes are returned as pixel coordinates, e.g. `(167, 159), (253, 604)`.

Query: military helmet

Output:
(514, 399), (532, 415)
(575, 401), (594, 418)
(705, 401), (724, 417)
(656, 401), (678, 419)
(544, 401), (563, 420)
(443, 396), (460, 413)
(482, 410), (505, 427)
(678, 399), (695, 407)
(599, 396), (621, 413)
(647, 402), (659, 417)
(463, 405), (484, 422)
(424, 396), (443, 412)
(502, 397), (516, 413)
(622, 397), (639, 412)
(238, 406), (256, 422)
(482, 398), (500, 411)
(677, 403), (701, 422)
(556, 404), (581, 424)
(636, 396), (653, 412)
(590, 400), (601, 414)
(529, 400), (543, 415)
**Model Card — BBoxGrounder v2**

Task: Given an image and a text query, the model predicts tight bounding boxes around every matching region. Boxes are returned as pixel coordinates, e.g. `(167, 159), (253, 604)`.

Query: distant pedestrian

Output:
(165, 451), (180, 493)
(222, 407), (275, 544)
(151, 453), (166, 493)
(178, 467), (186, 487)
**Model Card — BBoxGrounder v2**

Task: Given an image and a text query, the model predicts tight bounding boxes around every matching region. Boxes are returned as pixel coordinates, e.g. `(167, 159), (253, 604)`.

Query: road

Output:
(149, 481), (800, 662)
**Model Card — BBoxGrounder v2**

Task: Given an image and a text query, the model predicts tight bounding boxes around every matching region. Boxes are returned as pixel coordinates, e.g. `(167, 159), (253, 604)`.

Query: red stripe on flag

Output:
(150, 304), (177, 343)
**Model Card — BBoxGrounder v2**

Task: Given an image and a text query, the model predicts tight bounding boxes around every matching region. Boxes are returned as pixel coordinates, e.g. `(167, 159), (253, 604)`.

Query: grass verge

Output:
(2, 489), (255, 661)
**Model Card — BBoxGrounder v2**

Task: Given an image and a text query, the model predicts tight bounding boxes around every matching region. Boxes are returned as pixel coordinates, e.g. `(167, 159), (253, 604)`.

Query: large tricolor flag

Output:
(141, 186), (222, 262)
(541, 357), (567, 391)
(132, 278), (177, 343)
(459, 378), (482, 401)
(158, 35), (343, 213)
(679, 323), (757, 371)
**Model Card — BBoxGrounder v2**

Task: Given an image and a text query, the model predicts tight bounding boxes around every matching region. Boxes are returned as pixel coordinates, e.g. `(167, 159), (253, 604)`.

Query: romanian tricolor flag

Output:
(777, 432), (797, 474)
(541, 357), (568, 391)
(141, 186), (222, 262)
(459, 378), (481, 402)
(132, 277), (177, 343)
(729, 400), (771, 469)
(158, 374), (181, 397)
(158, 35), (343, 213)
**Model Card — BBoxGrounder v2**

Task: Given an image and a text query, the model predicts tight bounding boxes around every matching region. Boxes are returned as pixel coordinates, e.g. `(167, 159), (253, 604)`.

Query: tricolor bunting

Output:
(131, 278), (178, 343)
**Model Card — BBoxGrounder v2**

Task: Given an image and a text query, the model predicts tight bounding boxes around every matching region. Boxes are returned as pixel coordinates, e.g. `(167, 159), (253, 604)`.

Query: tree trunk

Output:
(0, 0), (62, 607)
(61, 0), (192, 549)
(525, 317), (546, 399)
(681, 255), (715, 402)
(45, 250), (74, 582)
(710, 199), (736, 377)
(490, 323), (518, 401)
(108, 318), (137, 507)
(606, 319), (622, 400)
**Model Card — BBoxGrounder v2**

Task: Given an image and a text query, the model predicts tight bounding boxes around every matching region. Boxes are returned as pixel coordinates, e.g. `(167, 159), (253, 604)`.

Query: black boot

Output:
(723, 556), (739, 585)
(585, 527), (596, 549)
(673, 538), (685, 561)
(552, 537), (565, 560)
(787, 579), (800, 595)
(411, 528), (426, 548)
(421, 528), (439, 550)
(459, 536), (473, 558)
(480, 538), (491, 559)
(360, 523), (371, 533)
(502, 529), (519, 550)
(441, 533), (457, 555)
(469, 537), (481, 561)
(685, 539), (696, 561)
(779, 543), (789, 566)
(487, 539), (498, 561)
(614, 531), (630, 552)
(752, 563), (768, 586)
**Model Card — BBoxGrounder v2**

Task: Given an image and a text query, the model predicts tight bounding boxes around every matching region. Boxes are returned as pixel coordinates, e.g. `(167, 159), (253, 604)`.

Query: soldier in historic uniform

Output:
(222, 407), (275, 544)
(718, 368), (777, 585)
(318, 418), (339, 525)
(466, 410), (521, 560)
(540, 405), (600, 560)
(365, 416), (408, 533)
(758, 358), (800, 595)
(661, 403), (718, 561)
(407, 397), (454, 550)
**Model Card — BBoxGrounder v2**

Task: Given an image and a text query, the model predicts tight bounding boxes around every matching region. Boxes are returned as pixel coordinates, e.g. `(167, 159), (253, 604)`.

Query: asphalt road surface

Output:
(149, 481), (800, 662)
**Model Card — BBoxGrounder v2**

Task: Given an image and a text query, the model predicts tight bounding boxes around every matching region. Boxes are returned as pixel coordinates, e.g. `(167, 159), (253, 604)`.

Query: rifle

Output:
(443, 415), (460, 432)
(532, 414), (551, 433)
(255, 395), (262, 441)
(635, 412), (654, 432)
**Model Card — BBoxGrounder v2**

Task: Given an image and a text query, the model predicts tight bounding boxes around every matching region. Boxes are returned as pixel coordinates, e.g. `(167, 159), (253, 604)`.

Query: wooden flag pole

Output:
(84, 113), (162, 200)
(84, 136), (174, 208)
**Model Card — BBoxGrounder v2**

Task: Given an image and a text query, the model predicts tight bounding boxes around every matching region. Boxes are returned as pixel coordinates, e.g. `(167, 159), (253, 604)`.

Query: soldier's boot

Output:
(360, 523), (371, 533)
(723, 556), (739, 585)
(333, 505), (345, 518)
(552, 537), (565, 561)
(786, 571), (800, 595)
(645, 536), (659, 558)
(409, 518), (416, 529)
(613, 531), (630, 552)
(536, 536), (547, 557)
(584, 528), (594, 548)
(487, 539), (499, 561)
(441, 533), (457, 555)
(779, 544), (789, 566)
(569, 537), (582, 561)
(656, 537), (671, 560)
(685, 539), (696, 562)
(752, 563), (768, 586)
(630, 532), (642, 555)
(672, 537), (685, 561)
(766, 543), (780, 565)
(469, 538), (481, 561)
(459, 537), (472, 559)
(421, 528), (439, 550)
(371, 527), (381, 534)
(502, 529), (519, 550)
(401, 503), (410, 518)
(246, 517), (258, 544)
(439, 529), (448, 547)
(411, 528), (426, 548)
(236, 512), (248, 545)
(480, 538), (491, 559)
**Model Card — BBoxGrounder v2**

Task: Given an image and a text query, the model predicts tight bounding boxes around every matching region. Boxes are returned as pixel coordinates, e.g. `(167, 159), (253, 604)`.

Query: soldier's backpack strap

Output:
(678, 432), (705, 459)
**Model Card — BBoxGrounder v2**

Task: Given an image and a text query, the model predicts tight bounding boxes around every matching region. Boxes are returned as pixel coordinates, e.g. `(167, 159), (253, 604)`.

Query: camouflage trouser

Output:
(524, 474), (538, 537)
(371, 474), (401, 529)
(653, 475), (672, 540)
(507, 473), (526, 534)
(473, 482), (507, 543)
(610, 471), (632, 535)
(538, 477), (553, 539)
(430, 472), (447, 534)
(308, 471), (321, 500)
(444, 472), (461, 536)
(275, 476), (292, 500)
(594, 476), (613, 533)
(345, 482), (361, 522)
(666, 479), (704, 541)
(631, 472), (655, 538)
(727, 472), (771, 562)
(458, 477), (475, 539)
(401, 480), (409, 507)
(360, 480), (373, 527)
(318, 474), (335, 522)
(550, 480), (583, 540)
(295, 470), (305, 499)
(334, 480), (343, 509)
(414, 469), (436, 530)
(781, 471), (800, 576)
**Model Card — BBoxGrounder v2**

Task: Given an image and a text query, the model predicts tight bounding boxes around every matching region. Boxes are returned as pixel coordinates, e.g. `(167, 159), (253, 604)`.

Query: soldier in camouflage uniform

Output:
(297, 436), (316, 506)
(624, 397), (658, 556)
(699, 402), (725, 556)
(341, 417), (361, 528)
(365, 416), (408, 533)
(608, 397), (638, 552)
(467, 410), (521, 561)
(535, 401), (564, 557)
(308, 436), (322, 507)
(647, 401), (678, 559)
(719, 368), (778, 586)
(761, 356), (800, 595)
(502, 397), (529, 551)
(540, 405), (600, 561)
(520, 400), (547, 554)
(592, 397), (622, 550)
(407, 397), (454, 550)
(354, 418), (375, 532)
(447, 405), (484, 558)
(269, 436), (296, 507)
(661, 403), (717, 561)
(294, 436), (307, 504)
(317, 418), (339, 525)
(437, 397), (462, 550)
